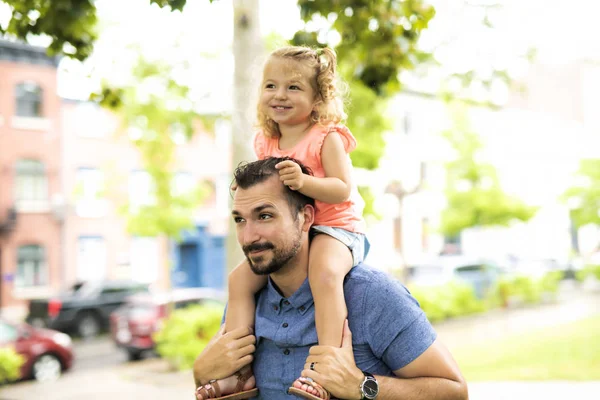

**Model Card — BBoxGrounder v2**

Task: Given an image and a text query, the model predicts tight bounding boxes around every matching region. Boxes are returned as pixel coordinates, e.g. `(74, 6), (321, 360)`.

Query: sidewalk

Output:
(0, 360), (192, 400)
(433, 282), (600, 351)
(468, 381), (600, 400)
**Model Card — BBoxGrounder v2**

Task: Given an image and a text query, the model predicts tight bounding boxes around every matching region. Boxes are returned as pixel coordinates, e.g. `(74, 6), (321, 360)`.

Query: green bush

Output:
(498, 271), (562, 306)
(410, 269), (563, 323)
(409, 280), (487, 323)
(409, 286), (447, 322)
(0, 347), (24, 385)
(153, 303), (225, 370)
(513, 275), (542, 304)
(576, 265), (600, 282)
(540, 271), (562, 293)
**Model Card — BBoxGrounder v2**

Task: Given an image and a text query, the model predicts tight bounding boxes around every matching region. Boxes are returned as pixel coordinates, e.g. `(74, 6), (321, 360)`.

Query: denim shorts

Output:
(310, 225), (370, 267)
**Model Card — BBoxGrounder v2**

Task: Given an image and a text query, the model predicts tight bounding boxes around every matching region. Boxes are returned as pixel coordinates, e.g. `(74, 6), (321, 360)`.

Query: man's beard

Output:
(243, 225), (302, 275)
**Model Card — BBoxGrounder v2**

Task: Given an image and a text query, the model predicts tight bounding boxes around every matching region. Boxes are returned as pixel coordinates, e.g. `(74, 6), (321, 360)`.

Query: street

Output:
(70, 336), (129, 372)
(1, 286), (599, 400)
(0, 337), (192, 400)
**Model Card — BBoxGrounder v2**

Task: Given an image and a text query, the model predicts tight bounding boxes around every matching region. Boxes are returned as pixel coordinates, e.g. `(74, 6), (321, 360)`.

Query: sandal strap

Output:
(210, 380), (222, 398)
(298, 377), (330, 400)
(196, 386), (211, 399)
(195, 381), (221, 399)
(234, 367), (252, 393)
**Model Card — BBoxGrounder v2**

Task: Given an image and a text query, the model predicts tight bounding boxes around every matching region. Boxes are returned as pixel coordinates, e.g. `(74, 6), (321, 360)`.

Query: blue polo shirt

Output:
(251, 264), (437, 399)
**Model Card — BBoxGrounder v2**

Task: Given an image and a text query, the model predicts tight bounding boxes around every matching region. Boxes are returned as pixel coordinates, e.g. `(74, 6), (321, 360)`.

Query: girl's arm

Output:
(277, 132), (352, 204)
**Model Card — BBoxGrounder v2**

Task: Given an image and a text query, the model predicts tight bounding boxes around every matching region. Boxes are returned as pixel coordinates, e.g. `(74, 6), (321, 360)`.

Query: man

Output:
(194, 157), (468, 400)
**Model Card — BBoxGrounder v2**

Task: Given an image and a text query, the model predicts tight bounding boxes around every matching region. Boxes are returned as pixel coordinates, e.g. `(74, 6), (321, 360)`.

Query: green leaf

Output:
(562, 159), (600, 228)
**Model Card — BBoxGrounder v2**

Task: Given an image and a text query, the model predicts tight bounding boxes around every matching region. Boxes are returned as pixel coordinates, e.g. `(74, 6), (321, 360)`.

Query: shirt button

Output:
(282, 322), (288, 328)
(273, 305), (278, 311)
(299, 306), (305, 312)
(283, 349), (290, 355)
(283, 300), (290, 306)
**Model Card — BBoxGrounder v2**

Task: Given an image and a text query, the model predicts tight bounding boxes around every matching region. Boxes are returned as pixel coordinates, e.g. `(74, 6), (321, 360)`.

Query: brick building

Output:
(0, 40), (63, 319)
(0, 40), (231, 319)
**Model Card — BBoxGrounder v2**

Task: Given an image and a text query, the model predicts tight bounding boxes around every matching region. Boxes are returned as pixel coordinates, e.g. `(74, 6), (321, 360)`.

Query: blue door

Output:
(176, 243), (200, 288)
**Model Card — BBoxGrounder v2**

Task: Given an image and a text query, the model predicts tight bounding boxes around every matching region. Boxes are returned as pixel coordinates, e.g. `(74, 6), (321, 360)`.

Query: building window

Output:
(129, 170), (155, 209)
(16, 245), (47, 288)
(75, 167), (107, 217)
(15, 82), (43, 117)
(15, 159), (48, 211)
(173, 172), (195, 196)
(77, 236), (107, 282)
(130, 237), (159, 283)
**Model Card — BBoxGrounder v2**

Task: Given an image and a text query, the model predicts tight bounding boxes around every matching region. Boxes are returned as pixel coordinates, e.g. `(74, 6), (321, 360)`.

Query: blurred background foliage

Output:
(440, 102), (538, 237)
(0, 347), (25, 385)
(153, 303), (224, 370)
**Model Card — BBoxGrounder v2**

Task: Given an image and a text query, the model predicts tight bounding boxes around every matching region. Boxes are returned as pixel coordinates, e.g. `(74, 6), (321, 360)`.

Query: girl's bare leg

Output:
(225, 260), (267, 333)
(291, 234), (353, 397)
(309, 234), (353, 346)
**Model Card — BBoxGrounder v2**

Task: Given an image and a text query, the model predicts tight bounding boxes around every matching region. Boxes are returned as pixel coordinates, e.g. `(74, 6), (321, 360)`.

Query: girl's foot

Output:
(289, 376), (330, 399)
(195, 366), (257, 399)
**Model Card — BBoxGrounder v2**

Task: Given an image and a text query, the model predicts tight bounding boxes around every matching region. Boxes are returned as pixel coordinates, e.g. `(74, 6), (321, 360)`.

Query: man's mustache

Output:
(243, 242), (275, 254)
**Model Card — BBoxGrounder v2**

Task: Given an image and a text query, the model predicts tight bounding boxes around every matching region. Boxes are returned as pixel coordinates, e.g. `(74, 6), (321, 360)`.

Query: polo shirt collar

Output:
(267, 277), (314, 315)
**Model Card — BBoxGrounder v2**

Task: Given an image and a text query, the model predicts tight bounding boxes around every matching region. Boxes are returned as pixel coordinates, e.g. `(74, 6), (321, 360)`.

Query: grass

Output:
(452, 315), (600, 381)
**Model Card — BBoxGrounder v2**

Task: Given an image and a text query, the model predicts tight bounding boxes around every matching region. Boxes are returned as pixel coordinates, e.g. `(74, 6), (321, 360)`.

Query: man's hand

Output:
(275, 160), (305, 191)
(193, 325), (256, 387)
(301, 320), (364, 400)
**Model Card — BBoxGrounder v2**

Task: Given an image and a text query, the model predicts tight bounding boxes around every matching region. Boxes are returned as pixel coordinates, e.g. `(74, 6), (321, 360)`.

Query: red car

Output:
(109, 287), (225, 361)
(0, 318), (74, 382)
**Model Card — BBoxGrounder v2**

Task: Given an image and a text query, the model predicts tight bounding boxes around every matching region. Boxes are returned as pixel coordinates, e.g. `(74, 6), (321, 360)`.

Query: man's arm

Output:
(373, 340), (467, 400)
(302, 323), (468, 400)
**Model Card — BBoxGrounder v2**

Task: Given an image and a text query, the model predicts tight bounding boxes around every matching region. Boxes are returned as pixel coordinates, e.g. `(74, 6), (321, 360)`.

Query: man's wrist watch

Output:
(359, 371), (379, 399)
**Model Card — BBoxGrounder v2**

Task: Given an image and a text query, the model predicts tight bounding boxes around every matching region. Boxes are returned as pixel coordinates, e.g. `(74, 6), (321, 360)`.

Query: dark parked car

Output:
(0, 318), (74, 382)
(26, 280), (150, 338)
(109, 287), (225, 361)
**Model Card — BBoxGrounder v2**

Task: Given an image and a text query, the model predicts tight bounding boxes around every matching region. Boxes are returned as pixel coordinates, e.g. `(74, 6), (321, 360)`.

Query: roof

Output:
(0, 38), (60, 67)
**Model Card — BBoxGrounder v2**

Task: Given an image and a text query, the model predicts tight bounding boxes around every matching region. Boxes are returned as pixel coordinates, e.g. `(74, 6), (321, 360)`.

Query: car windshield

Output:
(408, 265), (445, 282)
(0, 321), (19, 342)
(68, 281), (101, 298)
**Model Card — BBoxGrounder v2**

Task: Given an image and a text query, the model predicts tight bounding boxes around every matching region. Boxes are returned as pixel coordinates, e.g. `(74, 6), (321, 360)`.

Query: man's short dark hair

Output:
(233, 157), (315, 215)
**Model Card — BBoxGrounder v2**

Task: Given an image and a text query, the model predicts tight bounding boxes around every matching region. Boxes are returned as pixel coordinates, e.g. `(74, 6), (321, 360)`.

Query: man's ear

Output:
(301, 204), (315, 232)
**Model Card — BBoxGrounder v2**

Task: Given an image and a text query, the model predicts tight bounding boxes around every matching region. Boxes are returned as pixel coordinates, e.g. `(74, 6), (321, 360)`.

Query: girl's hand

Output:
(276, 160), (305, 191)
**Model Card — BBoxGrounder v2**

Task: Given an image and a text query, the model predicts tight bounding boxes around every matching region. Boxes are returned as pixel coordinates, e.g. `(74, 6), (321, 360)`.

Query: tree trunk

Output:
(226, 0), (263, 274)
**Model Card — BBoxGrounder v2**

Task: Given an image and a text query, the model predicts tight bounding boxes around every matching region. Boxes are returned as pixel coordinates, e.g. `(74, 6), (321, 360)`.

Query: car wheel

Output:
(32, 354), (62, 382)
(76, 312), (101, 338)
(126, 348), (143, 362)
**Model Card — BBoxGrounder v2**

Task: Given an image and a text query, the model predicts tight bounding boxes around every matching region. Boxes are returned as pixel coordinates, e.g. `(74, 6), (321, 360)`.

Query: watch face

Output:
(363, 378), (379, 399)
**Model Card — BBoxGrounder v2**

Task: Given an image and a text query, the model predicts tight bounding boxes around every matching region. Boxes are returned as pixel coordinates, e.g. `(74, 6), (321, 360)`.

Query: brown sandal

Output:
(288, 377), (331, 400)
(195, 367), (258, 400)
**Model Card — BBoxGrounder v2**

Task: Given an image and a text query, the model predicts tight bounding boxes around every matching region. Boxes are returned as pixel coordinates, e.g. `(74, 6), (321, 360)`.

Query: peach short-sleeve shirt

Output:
(254, 123), (365, 233)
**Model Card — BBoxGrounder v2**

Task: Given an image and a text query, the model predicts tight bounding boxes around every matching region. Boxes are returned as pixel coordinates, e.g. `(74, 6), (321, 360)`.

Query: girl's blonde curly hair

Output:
(257, 46), (347, 138)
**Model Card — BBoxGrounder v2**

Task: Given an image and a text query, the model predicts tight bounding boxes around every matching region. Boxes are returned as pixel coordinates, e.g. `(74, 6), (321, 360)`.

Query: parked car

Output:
(406, 255), (506, 298)
(0, 318), (73, 382)
(109, 287), (226, 361)
(26, 280), (150, 338)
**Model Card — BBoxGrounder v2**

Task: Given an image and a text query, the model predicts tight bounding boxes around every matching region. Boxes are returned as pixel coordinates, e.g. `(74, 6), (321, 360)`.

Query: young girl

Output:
(196, 46), (368, 400)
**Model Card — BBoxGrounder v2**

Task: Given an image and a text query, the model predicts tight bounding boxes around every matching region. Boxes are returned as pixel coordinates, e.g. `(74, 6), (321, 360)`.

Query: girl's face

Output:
(260, 57), (317, 131)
